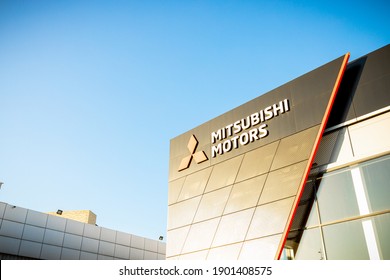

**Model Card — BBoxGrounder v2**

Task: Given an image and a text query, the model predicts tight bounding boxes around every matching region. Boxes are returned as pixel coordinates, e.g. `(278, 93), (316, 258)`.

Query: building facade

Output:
(167, 45), (390, 260)
(47, 210), (97, 225)
(0, 202), (166, 260)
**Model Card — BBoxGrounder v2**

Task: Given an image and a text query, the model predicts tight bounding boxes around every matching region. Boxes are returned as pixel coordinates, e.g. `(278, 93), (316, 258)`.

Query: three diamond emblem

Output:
(178, 135), (208, 172)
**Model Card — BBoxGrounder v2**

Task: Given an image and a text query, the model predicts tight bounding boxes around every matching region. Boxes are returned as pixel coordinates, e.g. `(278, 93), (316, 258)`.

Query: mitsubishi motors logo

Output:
(178, 135), (208, 171)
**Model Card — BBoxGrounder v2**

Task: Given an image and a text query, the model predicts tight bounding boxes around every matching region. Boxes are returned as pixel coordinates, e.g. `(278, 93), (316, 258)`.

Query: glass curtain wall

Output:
(287, 154), (390, 260)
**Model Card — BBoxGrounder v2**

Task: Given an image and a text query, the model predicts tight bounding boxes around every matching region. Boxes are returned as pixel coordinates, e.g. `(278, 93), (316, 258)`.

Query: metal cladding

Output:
(168, 53), (350, 260)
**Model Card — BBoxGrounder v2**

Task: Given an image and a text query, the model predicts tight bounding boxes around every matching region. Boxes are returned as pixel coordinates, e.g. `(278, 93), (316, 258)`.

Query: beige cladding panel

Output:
(235, 141), (279, 183)
(223, 174), (267, 215)
(167, 196), (201, 230)
(179, 250), (209, 260)
(169, 55), (345, 180)
(270, 125), (319, 171)
(166, 226), (190, 257)
(211, 208), (255, 247)
(204, 155), (243, 193)
(193, 186), (232, 223)
(168, 177), (185, 205)
(239, 234), (282, 260)
(181, 218), (220, 254)
(167, 54), (350, 259)
(207, 243), (242, 260)
(177, 167), (212, 202)
(246, 197), (295, 240)
(259, 160), (308, 205)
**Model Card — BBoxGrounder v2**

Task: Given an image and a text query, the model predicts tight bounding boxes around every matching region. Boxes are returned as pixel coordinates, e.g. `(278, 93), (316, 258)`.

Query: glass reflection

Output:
(294, 227), (323, 260)
(322, 219), (369, 260)
(316, 168), (359, 223)
(285, 155), (390, 260)
(360, 155), (390, 213)
(207, 243), (242, 260)
(372, 213), (390, 259)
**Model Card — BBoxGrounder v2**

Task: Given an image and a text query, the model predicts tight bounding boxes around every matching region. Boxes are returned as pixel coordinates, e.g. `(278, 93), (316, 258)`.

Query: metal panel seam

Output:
(275, 53), (350, 259)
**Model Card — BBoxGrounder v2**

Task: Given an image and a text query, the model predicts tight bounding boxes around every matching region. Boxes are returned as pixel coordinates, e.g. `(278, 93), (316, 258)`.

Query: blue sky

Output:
(0, 0), (389, 240)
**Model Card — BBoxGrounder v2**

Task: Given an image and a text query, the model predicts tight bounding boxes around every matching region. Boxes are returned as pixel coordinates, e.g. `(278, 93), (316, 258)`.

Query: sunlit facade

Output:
(167, 45), (390, 260)
(0, 202), (166, 260)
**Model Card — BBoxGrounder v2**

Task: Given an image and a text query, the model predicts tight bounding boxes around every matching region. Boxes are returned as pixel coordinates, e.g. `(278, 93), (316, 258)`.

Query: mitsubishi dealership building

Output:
(1, 45), (388, 261)
(167, 45), (390, 260)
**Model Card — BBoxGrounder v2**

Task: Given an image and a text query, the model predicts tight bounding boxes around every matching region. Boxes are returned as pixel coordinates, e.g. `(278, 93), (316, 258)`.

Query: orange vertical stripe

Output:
(275, 53), (350, 260)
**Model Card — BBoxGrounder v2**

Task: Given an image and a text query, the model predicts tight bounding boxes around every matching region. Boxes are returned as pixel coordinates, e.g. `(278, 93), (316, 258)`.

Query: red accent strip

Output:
(275, 53), (350, 260)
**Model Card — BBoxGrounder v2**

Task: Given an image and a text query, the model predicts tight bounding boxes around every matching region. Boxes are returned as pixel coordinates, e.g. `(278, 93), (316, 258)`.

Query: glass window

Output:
(291, 155), (390, 260)
(305, 202), (320, 227)
(360, 155), (390, 213)
(322, 219), (369, 260)
(294, 227), (323, 260)
(373, 213), (390, 260)
(316, 168), (360, 223)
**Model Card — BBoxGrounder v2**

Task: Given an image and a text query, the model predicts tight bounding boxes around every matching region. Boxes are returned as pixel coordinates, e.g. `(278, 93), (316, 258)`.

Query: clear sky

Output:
(0, 0), (389, 240)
